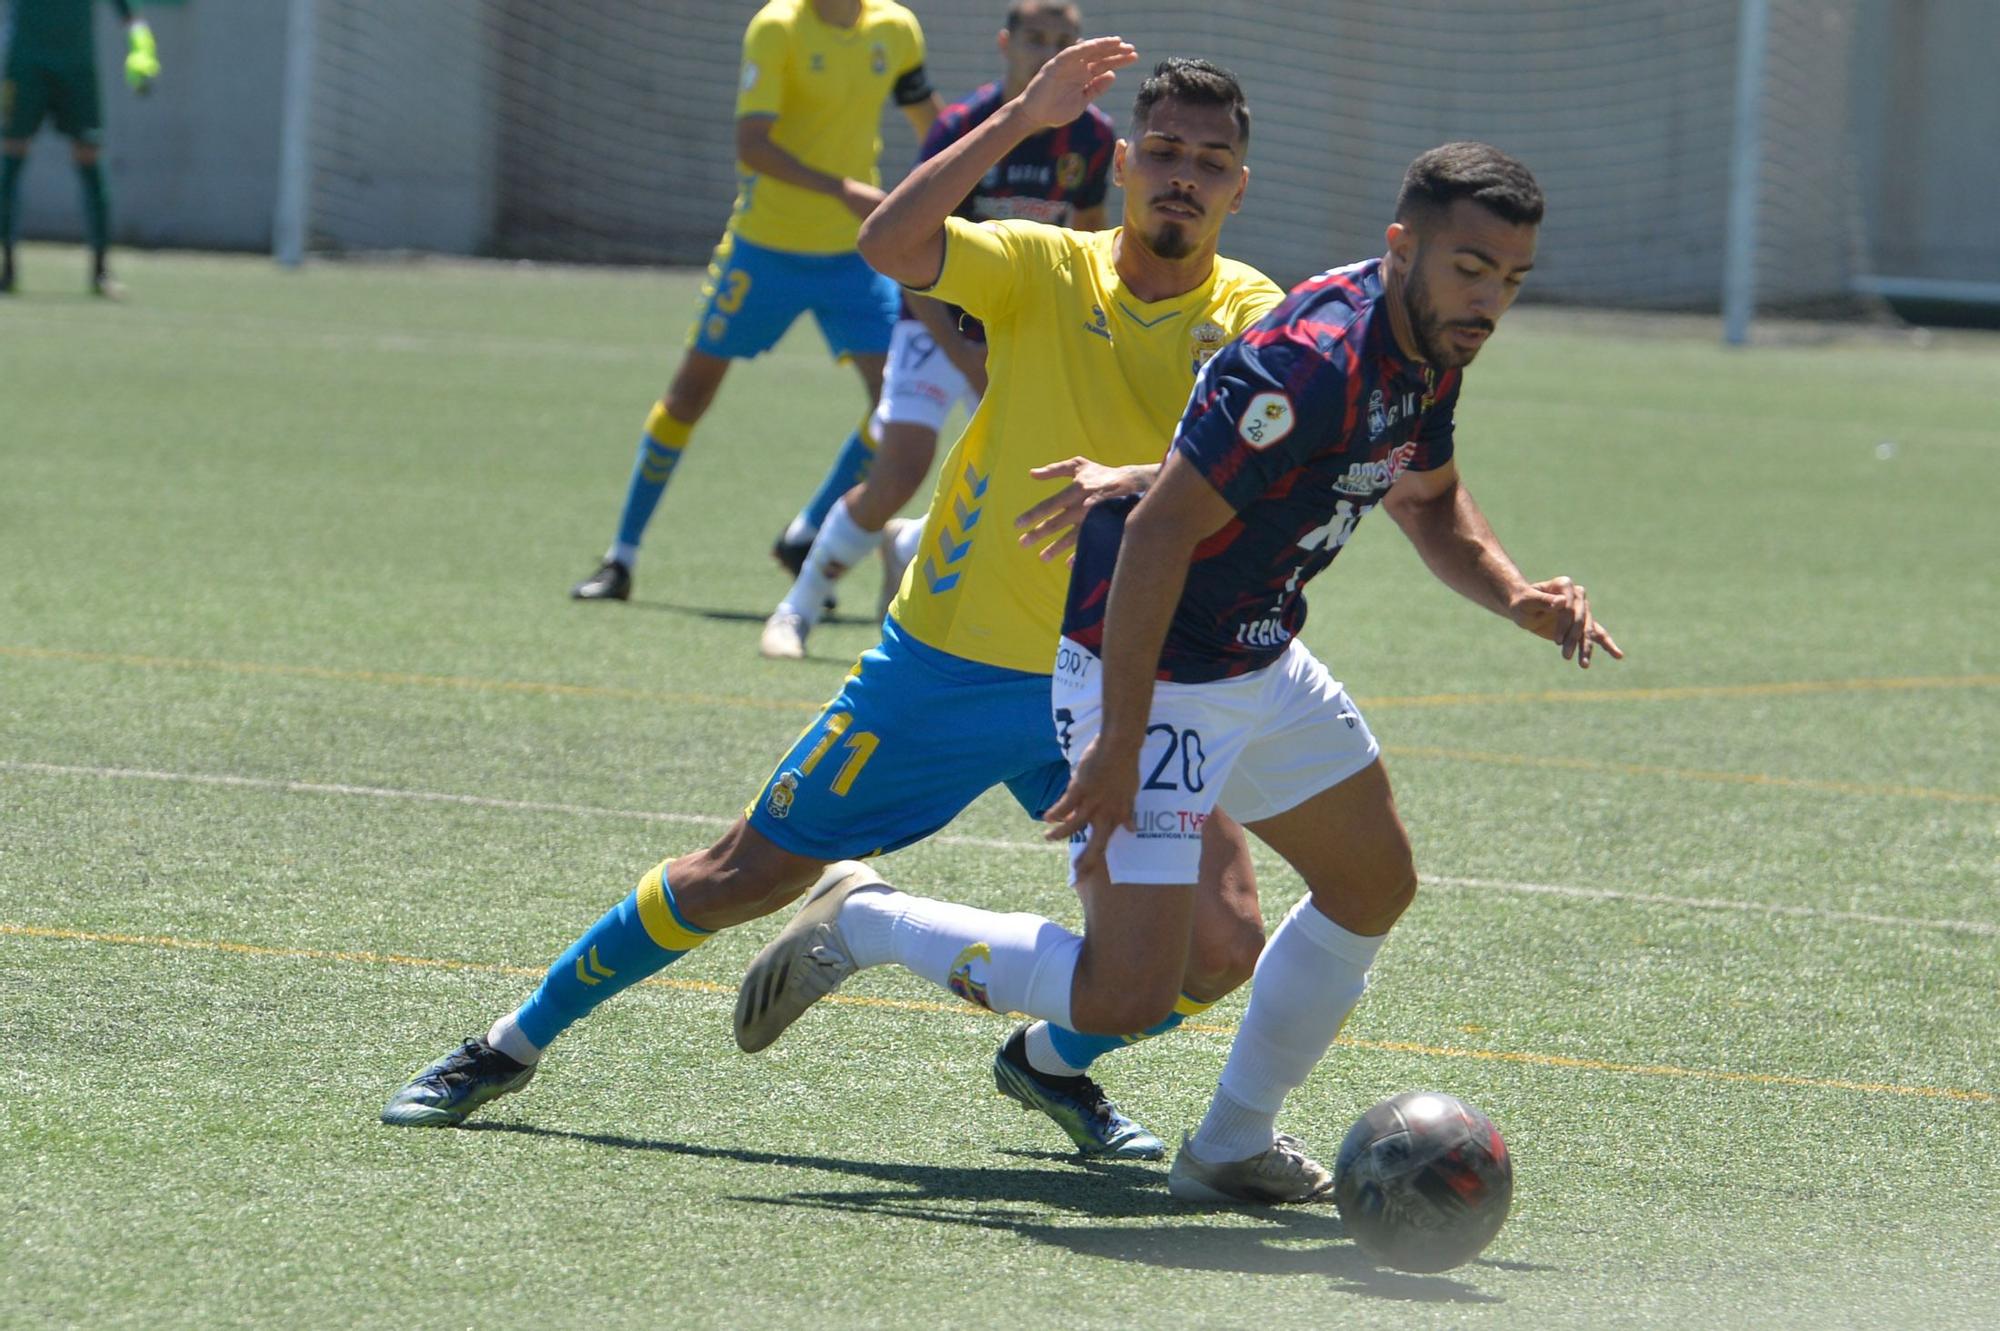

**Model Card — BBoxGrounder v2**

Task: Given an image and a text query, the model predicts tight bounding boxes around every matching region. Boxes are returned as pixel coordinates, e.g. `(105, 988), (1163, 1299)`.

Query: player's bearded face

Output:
(1403, 254), (1491, 370)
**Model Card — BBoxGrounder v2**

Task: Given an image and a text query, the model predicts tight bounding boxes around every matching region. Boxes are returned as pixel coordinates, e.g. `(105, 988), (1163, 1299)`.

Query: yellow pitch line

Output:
(6, 643), (1995, 715)
(1389, 745), (1999, 806)
(5, 922), (1990, 1106)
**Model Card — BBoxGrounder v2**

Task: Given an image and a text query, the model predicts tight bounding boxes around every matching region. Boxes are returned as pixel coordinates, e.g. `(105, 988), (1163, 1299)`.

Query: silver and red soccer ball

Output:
(1332, 1091), (1514, 1273)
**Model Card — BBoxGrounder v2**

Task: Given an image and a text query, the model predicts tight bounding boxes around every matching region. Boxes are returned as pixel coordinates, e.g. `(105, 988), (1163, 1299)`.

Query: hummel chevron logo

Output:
(574, 946), (616, 987)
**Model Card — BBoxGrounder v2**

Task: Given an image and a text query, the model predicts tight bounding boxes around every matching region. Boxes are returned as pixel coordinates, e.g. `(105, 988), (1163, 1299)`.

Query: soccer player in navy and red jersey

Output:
(761, 0), (1118, 658)
(773, 143), (1622, 1204)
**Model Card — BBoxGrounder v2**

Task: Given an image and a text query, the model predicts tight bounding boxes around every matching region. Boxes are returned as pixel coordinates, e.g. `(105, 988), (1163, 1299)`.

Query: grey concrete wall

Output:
(1853, 0), (2000, 282)
(13, 0), (286, 250)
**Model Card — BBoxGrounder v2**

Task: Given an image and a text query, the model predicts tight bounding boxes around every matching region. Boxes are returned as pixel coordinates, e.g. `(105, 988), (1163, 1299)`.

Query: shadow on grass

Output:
(466, 1121), (1510, 1303)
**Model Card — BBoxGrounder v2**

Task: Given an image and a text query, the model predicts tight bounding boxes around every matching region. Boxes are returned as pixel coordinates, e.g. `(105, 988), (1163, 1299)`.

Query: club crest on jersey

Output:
(1056, 152), (1087, 190)
(871, 42), (887, 75)
(765, 770), (800, 819)
(1190, 319), (1228, 370)
(1239, 392), (1295, 450)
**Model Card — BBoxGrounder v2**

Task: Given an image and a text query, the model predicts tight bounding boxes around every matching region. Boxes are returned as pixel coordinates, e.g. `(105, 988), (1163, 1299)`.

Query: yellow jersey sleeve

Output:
(921, 217), (1056, 326)
(897, 8), (926, 77)
(734, 12), (790, 121)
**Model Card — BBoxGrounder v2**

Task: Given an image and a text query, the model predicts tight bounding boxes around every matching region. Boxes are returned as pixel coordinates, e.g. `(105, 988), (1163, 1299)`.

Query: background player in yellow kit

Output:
(570, 0), (939, 603)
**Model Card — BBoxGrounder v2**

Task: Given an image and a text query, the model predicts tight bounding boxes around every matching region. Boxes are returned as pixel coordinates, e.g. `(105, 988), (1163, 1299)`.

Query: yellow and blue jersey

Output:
(887, 217), (1285, 675)
(729, 0), (928, 256)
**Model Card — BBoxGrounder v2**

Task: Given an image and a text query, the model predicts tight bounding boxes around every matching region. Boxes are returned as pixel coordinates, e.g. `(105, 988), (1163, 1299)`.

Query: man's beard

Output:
(1402, 270), (1491, 370)
(1144, 219), (1195, 260)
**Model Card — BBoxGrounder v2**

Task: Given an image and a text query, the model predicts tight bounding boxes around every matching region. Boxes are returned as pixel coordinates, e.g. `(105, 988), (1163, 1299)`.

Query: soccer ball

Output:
(1332, 1090), (1514, 1273)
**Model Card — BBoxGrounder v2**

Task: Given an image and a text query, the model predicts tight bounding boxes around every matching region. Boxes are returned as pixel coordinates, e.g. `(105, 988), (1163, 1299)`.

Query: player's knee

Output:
(1329, 854), (1418, 938)
(1183, 915), (1263, 1002)
(663, 357), (725, 422)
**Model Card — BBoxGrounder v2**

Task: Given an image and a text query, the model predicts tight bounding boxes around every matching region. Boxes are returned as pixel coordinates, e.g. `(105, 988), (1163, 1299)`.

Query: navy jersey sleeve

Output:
(1171, 322), (1357, 513)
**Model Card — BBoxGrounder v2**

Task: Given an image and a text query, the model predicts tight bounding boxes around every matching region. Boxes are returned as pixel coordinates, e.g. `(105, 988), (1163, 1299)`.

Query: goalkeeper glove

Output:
(125, 21), (160, 94)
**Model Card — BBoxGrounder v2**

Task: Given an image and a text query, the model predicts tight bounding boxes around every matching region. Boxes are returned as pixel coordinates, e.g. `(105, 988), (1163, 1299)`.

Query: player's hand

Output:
(837, 178), (887, 221)
(1041, 734), (1140, 879)
(1016, 35), (1139, 130)
(1508, 576), (1624, 668)
(1014, 457), (1151, 563)
(125, 21), (160, 95)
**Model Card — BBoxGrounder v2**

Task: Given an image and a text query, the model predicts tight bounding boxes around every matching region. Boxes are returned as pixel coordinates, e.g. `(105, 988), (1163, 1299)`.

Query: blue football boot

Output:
(992, 1026), (1166, 1161)
(380, 1037), (535, 1127)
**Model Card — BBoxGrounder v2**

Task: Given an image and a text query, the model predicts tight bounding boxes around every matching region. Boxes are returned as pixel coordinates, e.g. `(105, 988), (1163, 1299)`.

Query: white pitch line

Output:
(5, 759), (1996, 939)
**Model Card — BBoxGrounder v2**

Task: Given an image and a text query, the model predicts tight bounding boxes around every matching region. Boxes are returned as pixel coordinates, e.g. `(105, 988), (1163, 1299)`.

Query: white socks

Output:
(1189, 894), (1386, 1162)
(838, 888), (1081, 1030)
(485, 1010), (544, 1065)
(778, 497), (886, 624)
(608, 540), (640, 568)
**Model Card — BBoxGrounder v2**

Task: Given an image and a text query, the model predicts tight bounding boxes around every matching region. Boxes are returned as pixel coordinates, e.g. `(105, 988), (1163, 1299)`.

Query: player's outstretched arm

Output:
(1014, 458), (1157, 564)
(1042, 453), (1235, 875)
(1383, 462), (1623, 668)
(859, 35), (1136, 288)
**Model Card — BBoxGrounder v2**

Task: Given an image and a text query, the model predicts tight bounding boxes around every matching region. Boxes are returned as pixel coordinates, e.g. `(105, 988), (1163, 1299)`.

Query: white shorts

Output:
(869, 318), (978, 435)
(1051, 637), (1381, 885)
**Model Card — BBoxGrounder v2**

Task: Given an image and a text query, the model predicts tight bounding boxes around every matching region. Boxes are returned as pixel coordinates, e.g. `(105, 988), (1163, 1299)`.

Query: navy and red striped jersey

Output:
(1064, 258), (1462, 683)
(899, 81), (1116, 340)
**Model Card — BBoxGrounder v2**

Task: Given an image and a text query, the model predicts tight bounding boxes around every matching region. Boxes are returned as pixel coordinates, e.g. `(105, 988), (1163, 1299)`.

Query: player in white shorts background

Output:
(738, 142), (1622, 1205)
(760, 0), (1115, 658)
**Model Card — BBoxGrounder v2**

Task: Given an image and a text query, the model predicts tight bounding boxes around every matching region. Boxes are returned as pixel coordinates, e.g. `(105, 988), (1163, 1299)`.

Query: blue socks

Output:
(612, 403), (692, 562)
(512, 862), (712, 1051)
(1044, 992), (1215, 1072)
(796, 418), (879, 536)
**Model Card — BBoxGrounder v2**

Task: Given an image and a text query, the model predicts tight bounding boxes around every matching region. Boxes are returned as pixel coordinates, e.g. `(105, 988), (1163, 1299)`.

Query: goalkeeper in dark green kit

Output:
(1, 0), (158, 295)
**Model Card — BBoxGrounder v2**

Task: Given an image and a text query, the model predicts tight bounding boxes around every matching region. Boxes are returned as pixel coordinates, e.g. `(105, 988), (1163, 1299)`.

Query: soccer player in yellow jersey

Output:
(570, 0), (939, 602)
(385, 42), (1282, 1162)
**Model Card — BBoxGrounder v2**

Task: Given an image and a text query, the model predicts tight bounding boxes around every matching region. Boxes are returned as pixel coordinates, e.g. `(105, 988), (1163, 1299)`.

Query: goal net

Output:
(293, 0), (1870, 313)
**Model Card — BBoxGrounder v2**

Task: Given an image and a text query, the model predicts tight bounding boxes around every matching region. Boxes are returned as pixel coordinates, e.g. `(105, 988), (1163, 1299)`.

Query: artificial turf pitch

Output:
(2, 242), (1995, 1328)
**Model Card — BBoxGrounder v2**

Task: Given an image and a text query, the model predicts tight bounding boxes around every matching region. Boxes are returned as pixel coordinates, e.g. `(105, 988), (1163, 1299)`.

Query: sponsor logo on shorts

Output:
(1055, 644), (1095, 684)
(947, 942), (994, 1010)
(1133, 808), (1207, 839)
(765, 770), (800, 819)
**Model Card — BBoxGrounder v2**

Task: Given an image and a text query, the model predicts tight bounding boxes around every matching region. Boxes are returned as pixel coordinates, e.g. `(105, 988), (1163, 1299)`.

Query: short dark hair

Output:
(1129, 58), (1250, 150)
(1006, 0), (1079, 31)
(1395, 142), (1544, 229)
